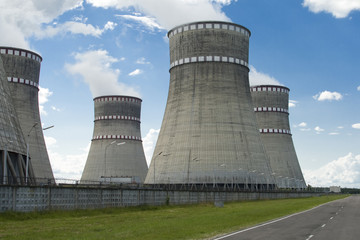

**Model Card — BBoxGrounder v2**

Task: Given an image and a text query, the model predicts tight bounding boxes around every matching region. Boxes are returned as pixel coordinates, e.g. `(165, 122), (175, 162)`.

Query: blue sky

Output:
(1, 0), (359, 187)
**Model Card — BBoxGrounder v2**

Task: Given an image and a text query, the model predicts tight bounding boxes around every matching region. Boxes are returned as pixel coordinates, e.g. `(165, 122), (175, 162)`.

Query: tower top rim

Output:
(93, 95), (142, 102)
(0, 46), (42, 62)
(167, 21), (251, 38)
(251, 85), (290, 91)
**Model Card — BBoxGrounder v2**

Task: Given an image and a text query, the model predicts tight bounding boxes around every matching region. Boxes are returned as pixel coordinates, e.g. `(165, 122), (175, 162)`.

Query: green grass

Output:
(0, 195), (348, 240)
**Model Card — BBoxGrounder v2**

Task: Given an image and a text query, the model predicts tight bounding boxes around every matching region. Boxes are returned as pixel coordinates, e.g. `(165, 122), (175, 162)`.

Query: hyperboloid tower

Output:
(250, 85), (306, 188)
(81, 96), (148, 183)
(0, 47), (54, 183)
(0, 56), (36, 185)
(145, 21), (276, 188)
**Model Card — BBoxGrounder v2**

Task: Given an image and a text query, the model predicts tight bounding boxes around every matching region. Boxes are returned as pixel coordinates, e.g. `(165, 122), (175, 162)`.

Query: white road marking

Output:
(330, 217), (334, 220)
(306, 235), (314, 240)
(213, 202), (335, 240)
(321, 224), (326, 228)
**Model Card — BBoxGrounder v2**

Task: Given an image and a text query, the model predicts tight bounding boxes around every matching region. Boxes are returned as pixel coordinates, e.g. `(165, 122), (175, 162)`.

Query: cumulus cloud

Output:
(298, 122), (307, 127)
(65, 49), (140, 97)
(51, 106), (61, 112)
(116, 15), (164, 31)
(0, 0), (83, 48)
(357, 86), (360, 91)
(303, 0), (360, 18)
(44, 136), (57, 147)
(48, 142), (90, 180)
(314, 126), (325, 133)
(87, 0), (232, 30)
(289, 100), (297, 108)
(38, 86), (53, 116)
(303, 153), (360, 188)
(313, 90), (343, 101)
(249, 66), (282, 86)
(142, 128), (160, 166)
(352, 123), (360, 129)
(294, 122), (311, 131)
(128, 69), (143, 76)
(136, 57), (150, 64)
(38, 21), (117, 38)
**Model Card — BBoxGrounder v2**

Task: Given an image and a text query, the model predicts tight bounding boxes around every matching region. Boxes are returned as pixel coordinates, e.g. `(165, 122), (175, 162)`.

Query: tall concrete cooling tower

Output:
(0, 47), (54, 183)
(250, 85), (306, 188)
(145, 21), (276, 188)
(0, 53), (36, 185)
(81, 96), (148, 183)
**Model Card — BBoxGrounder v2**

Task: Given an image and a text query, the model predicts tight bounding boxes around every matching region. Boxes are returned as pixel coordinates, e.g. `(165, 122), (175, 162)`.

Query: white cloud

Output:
(87, 0), (233, 30)
(142, 128), (160, 166)
(38, 21), (115, 38)
(38, 86), (53, 116)
(357, 86), (360, 91)
(313, 90), (343, 101)
(352, 123), (360, 129)
(136, 57), (150, 64)
(294, 122), (311, 132)
(314, 126), (325, 133)
(51, 106), (61, 112)
(303, 153), (360, 188)
(249, 66), (282, 86)
(289, 100), (297, 108)
(0, 0), (83, 48)
(128, 69), (143, 76)
(116, 15), (164, 31)
(48, 142), (90, 180)
(338, 126), (344, 129)
(65, 49), (140, 97)
(104, 21), (117, 31)
(329, 132), (339, 135)
(44, 136), (57, 147)
(298, 122), (307, 127)
(303, 0), (360, 18)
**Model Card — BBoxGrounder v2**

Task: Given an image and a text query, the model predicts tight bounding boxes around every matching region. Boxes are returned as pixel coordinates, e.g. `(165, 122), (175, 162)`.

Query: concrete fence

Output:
(0, 185), (322, 212)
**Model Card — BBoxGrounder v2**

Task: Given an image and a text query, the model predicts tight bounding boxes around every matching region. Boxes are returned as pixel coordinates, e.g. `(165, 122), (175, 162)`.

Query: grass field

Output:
(0, 195), (348, 240)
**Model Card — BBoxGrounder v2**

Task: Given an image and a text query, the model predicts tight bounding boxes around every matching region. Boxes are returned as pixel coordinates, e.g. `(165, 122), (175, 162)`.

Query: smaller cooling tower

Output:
(251, 85), (306, 189)
(0, 47), (52, 183)
(0, 55), (35, 185)
(81, 96), (148, 183)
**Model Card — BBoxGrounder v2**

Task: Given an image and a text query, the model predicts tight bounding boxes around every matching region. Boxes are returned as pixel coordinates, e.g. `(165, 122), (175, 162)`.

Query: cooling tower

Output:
(0, 47), (54, 182)
(81, 96), (148, 183)
(0, 54), (35, 185)
(145, 21), (276, 188)
(250, 85), (306, 188)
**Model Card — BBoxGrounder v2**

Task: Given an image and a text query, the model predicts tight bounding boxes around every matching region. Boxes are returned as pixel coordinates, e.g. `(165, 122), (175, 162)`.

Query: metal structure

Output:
(0, 54), (36, 185)
(0, 47), (53, 183)
(81, 95), (148, 183)
(145, 21), (276, 189)
(250, 85), (306, 188)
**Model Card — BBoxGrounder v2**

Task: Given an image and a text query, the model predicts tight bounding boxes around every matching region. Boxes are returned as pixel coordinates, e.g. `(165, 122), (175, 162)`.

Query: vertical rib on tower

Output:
(81, 96), (148, 183)
(145, 21), (275, 187)
(251, 85), (306, 188)
(0, 47), (53, 183)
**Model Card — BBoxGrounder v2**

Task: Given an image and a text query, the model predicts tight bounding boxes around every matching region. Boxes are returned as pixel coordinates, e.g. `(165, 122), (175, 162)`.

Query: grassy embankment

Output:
(0, 194), (348, 240)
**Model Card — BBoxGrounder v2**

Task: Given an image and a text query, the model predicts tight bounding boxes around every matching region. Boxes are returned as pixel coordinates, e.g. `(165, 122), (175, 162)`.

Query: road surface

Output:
(213, 195), (360, 240)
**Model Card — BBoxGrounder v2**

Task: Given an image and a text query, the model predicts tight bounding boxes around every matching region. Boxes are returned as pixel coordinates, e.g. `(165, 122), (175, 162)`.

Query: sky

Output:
(0, 0), (359, 187)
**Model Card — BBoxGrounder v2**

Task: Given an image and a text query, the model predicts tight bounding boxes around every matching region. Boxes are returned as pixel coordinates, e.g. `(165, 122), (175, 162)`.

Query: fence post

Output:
(47, 187), (51, 210)
(12, 186), (16, 211)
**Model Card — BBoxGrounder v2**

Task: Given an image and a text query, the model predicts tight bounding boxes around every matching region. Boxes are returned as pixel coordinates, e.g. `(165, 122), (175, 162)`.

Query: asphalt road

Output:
(213, 195), (360, 240)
